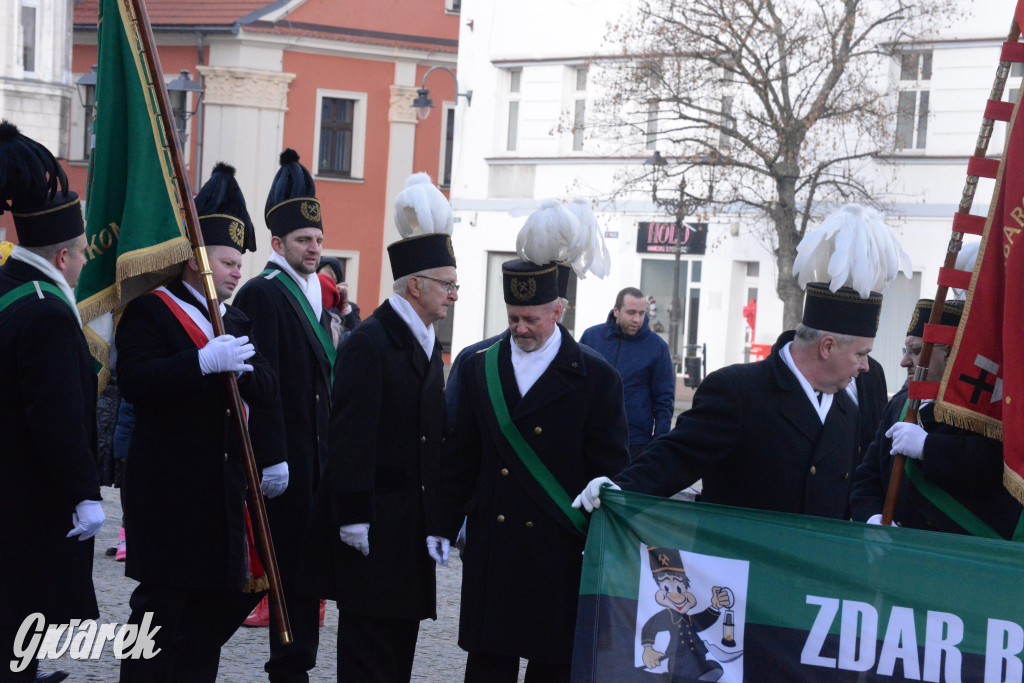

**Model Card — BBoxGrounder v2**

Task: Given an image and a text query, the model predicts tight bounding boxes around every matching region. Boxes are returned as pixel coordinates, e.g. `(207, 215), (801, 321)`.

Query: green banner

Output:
(573, 489), (1024, 682)
(75, 0), (192, 379)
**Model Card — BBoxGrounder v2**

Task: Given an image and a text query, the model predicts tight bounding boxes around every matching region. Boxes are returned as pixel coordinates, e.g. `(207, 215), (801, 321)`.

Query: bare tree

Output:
(592, 0), (959, 328)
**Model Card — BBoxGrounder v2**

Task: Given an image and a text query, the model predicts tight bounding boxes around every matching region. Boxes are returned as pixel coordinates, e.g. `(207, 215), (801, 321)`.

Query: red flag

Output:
(935, 65), (1024, 501)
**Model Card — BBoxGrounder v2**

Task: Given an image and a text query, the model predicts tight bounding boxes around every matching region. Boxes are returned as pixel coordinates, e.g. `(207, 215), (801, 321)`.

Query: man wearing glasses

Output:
(305, 173), (457, 682)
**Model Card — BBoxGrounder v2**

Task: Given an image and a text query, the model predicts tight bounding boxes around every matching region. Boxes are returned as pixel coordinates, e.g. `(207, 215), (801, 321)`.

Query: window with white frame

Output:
(445, 0), (461, 12)
(572, 66), (587, 151)
(506, 69), (522, 152)
(895, 50), (932, 150)
(21, 1), (39, 75)
(440, 104), (455, 188)
(314, 90), (367, 180)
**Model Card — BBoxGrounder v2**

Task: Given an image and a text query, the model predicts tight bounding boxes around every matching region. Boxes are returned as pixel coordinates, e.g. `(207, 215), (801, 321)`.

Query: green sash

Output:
(898, 400), (1024, 541)
(484, 342), (589, 535)
(0, 281), (72, 316)
(260, 268), (337, 384)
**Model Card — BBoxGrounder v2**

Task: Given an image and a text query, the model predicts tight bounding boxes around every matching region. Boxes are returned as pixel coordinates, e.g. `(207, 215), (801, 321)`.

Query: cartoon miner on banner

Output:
(641, 547), (739, 681)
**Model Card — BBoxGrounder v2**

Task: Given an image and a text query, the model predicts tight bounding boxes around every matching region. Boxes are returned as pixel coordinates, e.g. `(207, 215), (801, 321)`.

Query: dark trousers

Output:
(265, 586), (320, 683)
(465, 651), (571, 683)
(0, 626), (39, 683)
(336, 610), (419, 683)
(119, 583), (261, 683)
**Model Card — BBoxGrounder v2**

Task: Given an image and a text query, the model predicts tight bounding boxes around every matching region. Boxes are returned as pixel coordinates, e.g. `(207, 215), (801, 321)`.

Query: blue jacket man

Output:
(580, 287), (674, 459)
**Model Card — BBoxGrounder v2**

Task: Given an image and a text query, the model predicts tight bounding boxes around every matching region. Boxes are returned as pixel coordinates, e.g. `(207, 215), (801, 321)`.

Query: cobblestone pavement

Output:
(44, 487), (524, 682)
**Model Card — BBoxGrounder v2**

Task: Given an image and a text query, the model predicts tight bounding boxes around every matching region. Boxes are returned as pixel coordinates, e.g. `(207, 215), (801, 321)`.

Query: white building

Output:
(448, 0), (1018, 390)
(0, 0), (76, 242)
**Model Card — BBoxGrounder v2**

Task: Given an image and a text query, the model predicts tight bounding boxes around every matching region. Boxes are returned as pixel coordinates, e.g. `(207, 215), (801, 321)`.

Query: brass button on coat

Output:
(525, 521), (534, 528)
(842, 472), (850, 481)
(500, 468), (509, 476)
(497, 515), (505, 523)
(223, 453), (228, 461)
(420, 436), (427, 443)
(533, 426), (542, 435)
(809, 465), (817, 475)
(225, 409), (232, 417)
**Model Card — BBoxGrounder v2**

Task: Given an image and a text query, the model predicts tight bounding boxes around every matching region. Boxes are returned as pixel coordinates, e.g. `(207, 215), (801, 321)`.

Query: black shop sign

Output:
(636, 222), (707, 255)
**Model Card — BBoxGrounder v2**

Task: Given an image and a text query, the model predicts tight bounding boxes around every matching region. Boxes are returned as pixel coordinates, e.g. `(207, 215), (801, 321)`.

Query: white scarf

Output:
(389, 293), (436, 360)
(9, 245), (82, 326)
(176, 280), (228, 340)
(510, 325), (562, 398)
(269, 251), (323, 320)
(780, 341), (832, 424)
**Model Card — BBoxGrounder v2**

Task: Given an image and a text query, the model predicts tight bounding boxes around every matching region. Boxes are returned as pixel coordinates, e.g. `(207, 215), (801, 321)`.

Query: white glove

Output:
(260, 462), (289, 499)
(866, 514), (898, 527)
(571, 476), (620, 513)
(426, 536), (450, 567)
(339, 523), (370, 556)
(197, 335), (255, 375)
(885, 422), (927, 460)
(67, 499), (106, 541)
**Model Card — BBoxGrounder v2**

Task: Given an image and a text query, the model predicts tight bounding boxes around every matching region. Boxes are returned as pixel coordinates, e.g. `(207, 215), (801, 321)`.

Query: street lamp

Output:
(411, 66), (472, 121)
(644, 151), (715, 374)
(76, 66), (98, 160)
(165, 69), (204, 147)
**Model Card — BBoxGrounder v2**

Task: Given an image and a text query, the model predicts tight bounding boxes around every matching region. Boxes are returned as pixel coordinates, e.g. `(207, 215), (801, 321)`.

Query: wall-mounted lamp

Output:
(166, 69), (204, 146)
(411, 66), (472, 121)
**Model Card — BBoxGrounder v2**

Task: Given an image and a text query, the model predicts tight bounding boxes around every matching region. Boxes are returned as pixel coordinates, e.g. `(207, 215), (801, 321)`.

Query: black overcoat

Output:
(304, 300), (443, 621)
(854, 355), (888, 468)
(116, 280), (278, 590)
(616, 331), (859, 519)
(0, 259), (100, 627)
(431, 328), (630, 662)
(233, 263), (332, 581)
(849, 389), (1021, 538)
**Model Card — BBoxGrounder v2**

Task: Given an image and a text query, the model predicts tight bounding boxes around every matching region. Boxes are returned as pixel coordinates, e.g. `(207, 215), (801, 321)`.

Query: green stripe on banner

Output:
(573, 488), (1024, 682)
(484, 342), (588, 535)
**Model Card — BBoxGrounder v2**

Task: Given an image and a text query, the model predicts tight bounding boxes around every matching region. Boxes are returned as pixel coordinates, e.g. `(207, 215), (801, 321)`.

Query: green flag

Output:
(573, 489), (1024, 682)
(75, 0), (192, 382)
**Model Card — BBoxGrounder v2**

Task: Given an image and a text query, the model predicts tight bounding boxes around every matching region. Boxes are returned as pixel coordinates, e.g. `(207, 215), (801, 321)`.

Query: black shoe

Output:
(105, 546), (117, 556)
(35, 671), (70, 683)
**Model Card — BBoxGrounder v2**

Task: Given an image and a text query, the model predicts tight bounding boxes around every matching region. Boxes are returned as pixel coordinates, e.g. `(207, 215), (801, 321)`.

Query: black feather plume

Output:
(265, 148), (316, 217)
(195, 161), (253, 232)
(0, 120), (68, 215)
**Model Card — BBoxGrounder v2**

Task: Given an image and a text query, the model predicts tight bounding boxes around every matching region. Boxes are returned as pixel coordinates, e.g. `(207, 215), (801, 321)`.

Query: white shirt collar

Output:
(181, 280), (228, 321)
(9, 245), (82, 326)
(780, 341), (832, 424)
(268, 251), (323, 320)
(389, 293), (436, 360)
(510, 325), (562, 398)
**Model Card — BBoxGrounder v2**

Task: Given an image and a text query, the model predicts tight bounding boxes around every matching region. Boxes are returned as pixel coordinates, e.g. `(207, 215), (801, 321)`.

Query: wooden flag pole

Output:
(125, 0), (292, 644)
(882, 18), (1022, 525)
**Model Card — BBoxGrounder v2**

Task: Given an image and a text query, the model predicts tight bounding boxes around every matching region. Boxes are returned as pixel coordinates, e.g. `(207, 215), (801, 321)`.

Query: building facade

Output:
(448, 0), (1018, 389)
(63, 0), (461, 336)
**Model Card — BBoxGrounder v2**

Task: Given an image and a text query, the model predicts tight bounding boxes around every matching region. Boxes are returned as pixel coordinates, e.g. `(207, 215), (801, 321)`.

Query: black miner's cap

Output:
(265, 149), (322, 237)
(502, 259), (559, 306)
(0, 120), (84, 247)
(801, 283), (882, 338)
(195, 162), (256, 253)
(906, 298), (964, 338)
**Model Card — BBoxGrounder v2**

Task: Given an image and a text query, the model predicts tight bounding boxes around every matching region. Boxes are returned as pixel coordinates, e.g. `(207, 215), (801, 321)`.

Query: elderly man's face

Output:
(413, 266), (458, 324)
(507, 301), (561, 352)
(819, 335), (873, 394)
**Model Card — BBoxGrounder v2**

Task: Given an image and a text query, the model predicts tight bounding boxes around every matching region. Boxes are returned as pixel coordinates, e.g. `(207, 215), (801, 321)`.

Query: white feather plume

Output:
(394, 172), (453, 238)
(952, 239), (980, 301)
(793, 204), (913, 298)
(565, 198), (612, 279)
(515, 198), (586, 270)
